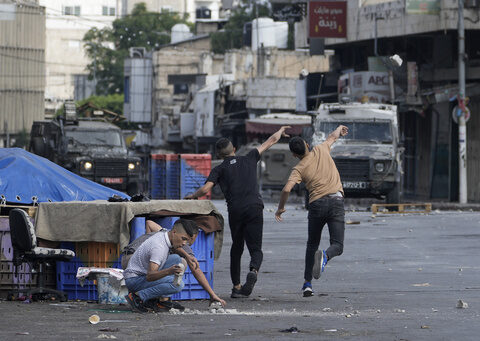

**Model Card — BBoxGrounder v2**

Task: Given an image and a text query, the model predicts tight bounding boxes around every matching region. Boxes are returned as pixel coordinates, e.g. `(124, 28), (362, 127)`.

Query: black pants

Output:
(228, 204), (264, 286)
(304, 197), (345, 282)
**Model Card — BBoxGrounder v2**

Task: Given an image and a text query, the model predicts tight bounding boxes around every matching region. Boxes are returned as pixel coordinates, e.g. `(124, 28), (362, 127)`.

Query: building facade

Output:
(0, 0), (46, 146)
(39, 0), (119, 112)
(121, 0), (224, 21)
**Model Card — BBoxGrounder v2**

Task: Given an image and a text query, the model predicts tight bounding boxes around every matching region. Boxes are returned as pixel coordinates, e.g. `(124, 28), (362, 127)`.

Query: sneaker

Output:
(240, 270), (257, 296)
(231, 287), (249, 298)
(125, 292), (148, 313)
(302, 282), (314, 297)
(161, 299), (185, 311)
(313, 250), (328, 279)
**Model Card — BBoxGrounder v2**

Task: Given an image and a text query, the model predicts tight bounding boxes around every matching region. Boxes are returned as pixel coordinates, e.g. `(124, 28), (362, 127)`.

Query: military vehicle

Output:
(29, 109), (143, 195)
(305, 102), (402, 203)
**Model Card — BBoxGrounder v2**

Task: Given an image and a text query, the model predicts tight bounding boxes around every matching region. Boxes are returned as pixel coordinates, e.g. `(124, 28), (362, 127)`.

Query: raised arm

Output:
(256, 126), (291, 155)
(325, 125), (348, 148)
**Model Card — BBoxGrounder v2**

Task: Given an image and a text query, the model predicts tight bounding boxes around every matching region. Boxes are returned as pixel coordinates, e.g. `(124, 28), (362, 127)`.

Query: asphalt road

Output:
(0, 200), (479, 340)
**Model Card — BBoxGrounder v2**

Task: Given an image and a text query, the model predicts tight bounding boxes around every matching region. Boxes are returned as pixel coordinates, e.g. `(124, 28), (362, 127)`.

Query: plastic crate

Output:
(180, 154), (211, 200)
(166, 154), (180, 199)
(171, 229), (214, 300)
(56, 241), (121, 301)
(130, 217), (146, 241)
(151, 154), (166, 199)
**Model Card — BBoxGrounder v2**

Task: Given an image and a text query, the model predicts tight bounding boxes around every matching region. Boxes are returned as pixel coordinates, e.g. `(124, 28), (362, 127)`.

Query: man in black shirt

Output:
(185, 126), (290, 298)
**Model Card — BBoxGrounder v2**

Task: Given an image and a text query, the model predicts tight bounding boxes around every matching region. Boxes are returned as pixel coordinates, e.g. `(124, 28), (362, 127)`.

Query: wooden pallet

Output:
(0, 205), (37, 218)
(371, 203), (432, 215)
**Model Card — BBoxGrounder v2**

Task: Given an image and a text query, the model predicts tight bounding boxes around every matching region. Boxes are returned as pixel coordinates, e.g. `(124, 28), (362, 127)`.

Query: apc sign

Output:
(309, 1), (347, 38)
(339, 72), (391, 103)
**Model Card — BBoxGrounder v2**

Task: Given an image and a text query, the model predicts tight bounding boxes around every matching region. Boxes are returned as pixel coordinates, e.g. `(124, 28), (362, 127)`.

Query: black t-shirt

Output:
(207, 149), (263, 210)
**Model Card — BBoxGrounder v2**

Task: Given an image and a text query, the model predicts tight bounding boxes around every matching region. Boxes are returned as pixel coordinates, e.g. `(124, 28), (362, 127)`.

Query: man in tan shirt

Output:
(275, 125), (348, 297)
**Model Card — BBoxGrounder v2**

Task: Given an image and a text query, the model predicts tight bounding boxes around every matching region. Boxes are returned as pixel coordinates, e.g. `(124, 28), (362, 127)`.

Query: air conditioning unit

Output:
(129, 47), (146, 58)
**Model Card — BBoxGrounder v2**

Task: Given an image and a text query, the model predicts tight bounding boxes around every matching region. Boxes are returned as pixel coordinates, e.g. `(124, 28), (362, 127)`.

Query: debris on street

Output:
(456, 300), (469, 309)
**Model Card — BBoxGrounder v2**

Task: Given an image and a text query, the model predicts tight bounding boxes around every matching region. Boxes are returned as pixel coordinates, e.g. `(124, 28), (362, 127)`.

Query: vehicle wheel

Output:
(386, 183), (400, 204)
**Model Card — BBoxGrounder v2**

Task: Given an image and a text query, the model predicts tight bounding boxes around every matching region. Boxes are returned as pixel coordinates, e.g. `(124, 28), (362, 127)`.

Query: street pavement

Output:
(0, 200), (479, 340)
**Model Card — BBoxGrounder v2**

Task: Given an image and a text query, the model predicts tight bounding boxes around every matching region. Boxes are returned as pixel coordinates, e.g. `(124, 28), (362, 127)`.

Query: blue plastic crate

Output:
(171, 229), (214, 301)
(151, 155), (166, 199)
(165, 155), (180, 199)
(180, 154), (211, 199)
(56, 242), (121, 301)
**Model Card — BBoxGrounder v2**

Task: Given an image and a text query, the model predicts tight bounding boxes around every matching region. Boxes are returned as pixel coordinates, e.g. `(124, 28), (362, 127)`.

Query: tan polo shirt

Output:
(288, 142), (344, 204)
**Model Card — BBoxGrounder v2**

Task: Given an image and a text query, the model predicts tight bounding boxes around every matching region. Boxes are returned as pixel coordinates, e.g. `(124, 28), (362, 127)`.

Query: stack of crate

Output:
(150, 154), (211, 200)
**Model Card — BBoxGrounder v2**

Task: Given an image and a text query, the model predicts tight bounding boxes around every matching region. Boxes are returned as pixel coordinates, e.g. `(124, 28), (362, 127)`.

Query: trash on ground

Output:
(97, 334), (117, 339)
(346, 220), (360, 225)
(345, 314), (352, 318)
(394, 309), (406, 313)
(412, 283), (430, 287)
(432, 308), (438, 312)
(89, 314), (100, 324)
(456, 300), (468, 309)
(279, 326), (299, 333)
(421, 325), (430, 329)
(98, 328), (119, 332)
(324, 329), (337, 332)
(16, 332), (30, 335)
(322, 307), (332, 312)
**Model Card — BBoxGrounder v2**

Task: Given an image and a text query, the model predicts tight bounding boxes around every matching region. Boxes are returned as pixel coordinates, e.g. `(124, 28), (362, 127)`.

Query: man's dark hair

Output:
(215, 138), (233, 158)
(173, 219), (199, 238)
(289, 136), (306, 156)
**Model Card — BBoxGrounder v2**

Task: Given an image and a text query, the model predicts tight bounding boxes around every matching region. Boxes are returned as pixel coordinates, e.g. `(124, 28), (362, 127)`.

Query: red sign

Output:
(309, 1), (347, 38)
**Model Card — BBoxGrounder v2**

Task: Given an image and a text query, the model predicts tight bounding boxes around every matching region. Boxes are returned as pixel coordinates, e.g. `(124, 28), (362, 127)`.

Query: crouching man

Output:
(124, 219), (198, 313)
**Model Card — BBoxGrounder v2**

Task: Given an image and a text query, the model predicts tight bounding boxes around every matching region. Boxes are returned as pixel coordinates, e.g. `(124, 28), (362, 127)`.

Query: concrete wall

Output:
(0, 1), (45, 140)
(325, 0), (480, 46)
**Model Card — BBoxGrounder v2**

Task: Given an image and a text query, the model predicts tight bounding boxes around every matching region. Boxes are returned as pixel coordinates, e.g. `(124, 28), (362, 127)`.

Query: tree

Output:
(211, 2), (271, 54)
(83, 3), (192, 95)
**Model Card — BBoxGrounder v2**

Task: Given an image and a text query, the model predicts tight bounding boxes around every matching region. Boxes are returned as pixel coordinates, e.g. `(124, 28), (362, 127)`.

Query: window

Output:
(103, 6), (116, 16)
(174, 84), (189, 94)
(63, 6), (81, 16)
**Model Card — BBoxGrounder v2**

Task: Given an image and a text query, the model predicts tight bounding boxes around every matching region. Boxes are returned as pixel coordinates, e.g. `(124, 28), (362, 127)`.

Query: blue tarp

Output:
(0, 148), (129, 204)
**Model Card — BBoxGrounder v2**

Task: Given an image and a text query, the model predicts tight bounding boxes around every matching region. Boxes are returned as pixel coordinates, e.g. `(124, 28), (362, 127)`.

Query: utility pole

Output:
(458, 0), (468, 203)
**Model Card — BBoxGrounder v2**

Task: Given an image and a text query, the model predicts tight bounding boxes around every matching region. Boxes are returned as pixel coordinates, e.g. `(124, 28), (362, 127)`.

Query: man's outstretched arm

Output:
(184, 181), (214, 199)
(256, 126), (291, 155)
(325, 125), (348, 148)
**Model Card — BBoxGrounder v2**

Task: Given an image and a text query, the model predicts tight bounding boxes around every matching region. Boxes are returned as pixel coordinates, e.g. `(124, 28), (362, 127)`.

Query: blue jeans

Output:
(305, 196), (345, 282)
(124, 254), (184, 302)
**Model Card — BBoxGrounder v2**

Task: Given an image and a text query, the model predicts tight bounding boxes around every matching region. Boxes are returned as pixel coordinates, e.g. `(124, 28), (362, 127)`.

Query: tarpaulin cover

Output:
(0, 148), (129, 204)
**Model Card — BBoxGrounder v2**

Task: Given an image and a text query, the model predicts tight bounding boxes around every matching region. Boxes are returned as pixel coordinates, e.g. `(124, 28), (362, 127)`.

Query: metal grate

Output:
(95, 160), (127, 177)
(334, 159), (369, 181)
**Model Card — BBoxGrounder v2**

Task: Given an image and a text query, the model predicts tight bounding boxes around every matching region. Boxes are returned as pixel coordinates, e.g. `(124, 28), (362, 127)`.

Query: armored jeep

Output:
(306, 102), (402, 203)
(29, 117), (143, 195)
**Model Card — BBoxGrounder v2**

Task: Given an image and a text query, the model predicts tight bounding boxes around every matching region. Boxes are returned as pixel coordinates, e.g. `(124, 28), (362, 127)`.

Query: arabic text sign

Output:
(309, 1), (347, 38)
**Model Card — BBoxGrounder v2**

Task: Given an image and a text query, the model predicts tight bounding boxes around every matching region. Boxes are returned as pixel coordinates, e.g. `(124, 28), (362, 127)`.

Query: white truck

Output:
(306, 102), (402, 203)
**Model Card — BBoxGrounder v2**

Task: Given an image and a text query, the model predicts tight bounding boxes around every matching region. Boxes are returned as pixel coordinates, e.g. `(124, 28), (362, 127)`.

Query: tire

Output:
(386, 182), (400, 204)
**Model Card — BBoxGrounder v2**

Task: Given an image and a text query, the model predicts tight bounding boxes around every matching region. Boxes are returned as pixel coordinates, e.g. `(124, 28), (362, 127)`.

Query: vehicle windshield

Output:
(315, 121), (392, 143)
(66, 130), (124, 147)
